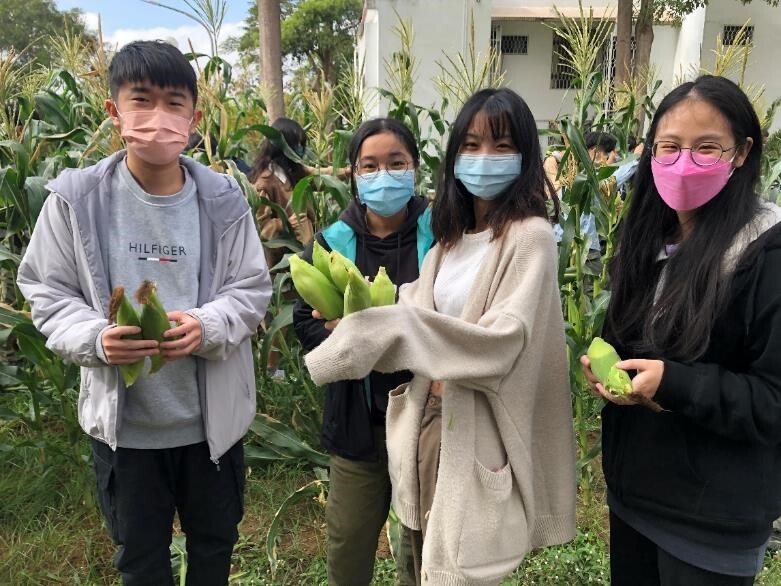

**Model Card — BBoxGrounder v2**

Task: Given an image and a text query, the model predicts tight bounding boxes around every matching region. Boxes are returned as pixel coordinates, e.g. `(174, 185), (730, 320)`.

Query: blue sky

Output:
(54, 1), (253, 61)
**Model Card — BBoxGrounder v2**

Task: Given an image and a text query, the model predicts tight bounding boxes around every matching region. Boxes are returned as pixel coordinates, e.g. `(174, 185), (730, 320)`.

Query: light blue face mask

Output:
(454, 153), (523, 199)
(355, 170), (415, 217)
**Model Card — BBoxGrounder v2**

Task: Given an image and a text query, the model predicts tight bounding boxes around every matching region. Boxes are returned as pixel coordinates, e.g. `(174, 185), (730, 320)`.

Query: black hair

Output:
(606, 75), (763, 361)
(584, 131), (617, 154)
(109, 40), (198, 105)
(347, 117), (420, 199)
(248, 117), (308, 186)
(627, 135), (639, 152)
(432, 87), (557, 248)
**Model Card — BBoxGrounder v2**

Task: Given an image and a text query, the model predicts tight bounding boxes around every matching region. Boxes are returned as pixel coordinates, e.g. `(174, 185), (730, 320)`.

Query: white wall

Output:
(496, 19), (677, 136)
(496, 20), (575, 131)
(649, 25), (680, 100)
(361, 0), (492, 118)
(700, 2), (781, 132)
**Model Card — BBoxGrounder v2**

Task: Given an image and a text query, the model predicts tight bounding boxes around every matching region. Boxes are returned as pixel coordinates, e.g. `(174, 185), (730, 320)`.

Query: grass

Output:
(3, 429), (781, 585)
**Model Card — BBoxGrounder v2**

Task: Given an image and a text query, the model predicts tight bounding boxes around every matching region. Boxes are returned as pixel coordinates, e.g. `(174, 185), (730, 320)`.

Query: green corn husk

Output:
(586, 337), (633, 396)
(370, 266), (396, 307)
(135, 280), (171, 374)
(329, 250), (362, 293)
(312, 240), (333, 281)
(290, 255), (343, 320)
(109, 287), (144, 387)
(343, 268), (372, 316)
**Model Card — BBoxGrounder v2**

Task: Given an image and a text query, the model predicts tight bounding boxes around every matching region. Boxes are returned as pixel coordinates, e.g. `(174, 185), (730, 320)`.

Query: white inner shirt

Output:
(433, 229), (493, 318)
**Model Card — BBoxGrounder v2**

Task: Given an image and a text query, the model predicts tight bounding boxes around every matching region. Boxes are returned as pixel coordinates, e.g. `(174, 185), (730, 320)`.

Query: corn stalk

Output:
(434, 9), (505, 110)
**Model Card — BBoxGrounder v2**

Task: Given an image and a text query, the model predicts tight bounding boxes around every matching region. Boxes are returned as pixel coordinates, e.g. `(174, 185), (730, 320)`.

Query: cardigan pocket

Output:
(386, 382), (411, 484)
(386, 380), (426, 530)
(455, 459), (528, 578)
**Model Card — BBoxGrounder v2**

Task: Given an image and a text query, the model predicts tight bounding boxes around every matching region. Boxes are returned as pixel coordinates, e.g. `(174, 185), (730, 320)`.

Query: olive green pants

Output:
(326, 425), (418, 585)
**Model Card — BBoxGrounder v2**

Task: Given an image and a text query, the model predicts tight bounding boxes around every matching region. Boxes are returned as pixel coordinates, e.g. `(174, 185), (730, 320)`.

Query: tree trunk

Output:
(633, 0), (654, 130)
(258, 0), (284, 122)
(613, 0), (633, 87)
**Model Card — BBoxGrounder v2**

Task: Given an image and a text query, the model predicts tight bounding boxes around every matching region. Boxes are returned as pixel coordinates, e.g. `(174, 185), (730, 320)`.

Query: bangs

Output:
(477, 97), (513, 141)
(109, 41), (197, 104)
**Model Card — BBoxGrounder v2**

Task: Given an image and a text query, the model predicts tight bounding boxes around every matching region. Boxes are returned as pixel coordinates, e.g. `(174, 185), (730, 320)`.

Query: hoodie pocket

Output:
(456, 459), (528, 578)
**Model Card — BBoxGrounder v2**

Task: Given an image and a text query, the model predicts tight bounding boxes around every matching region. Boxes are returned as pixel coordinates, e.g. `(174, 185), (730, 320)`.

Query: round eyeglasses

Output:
(354, 159), (413, 180)
(651, 141), (741, 167)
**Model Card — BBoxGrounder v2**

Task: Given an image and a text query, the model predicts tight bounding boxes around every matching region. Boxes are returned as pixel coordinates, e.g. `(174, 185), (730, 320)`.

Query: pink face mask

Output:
(651, 153), (733, 212)
(116, 107), (192, 165)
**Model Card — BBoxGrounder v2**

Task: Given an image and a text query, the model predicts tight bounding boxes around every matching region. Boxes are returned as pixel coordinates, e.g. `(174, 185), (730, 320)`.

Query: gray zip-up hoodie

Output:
(17, 151), (271, 461)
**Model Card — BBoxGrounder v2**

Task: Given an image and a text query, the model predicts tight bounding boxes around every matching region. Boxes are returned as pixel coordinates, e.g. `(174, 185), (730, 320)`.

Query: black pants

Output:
(91, 438), (245, 586)
(610, 512), (756, 586)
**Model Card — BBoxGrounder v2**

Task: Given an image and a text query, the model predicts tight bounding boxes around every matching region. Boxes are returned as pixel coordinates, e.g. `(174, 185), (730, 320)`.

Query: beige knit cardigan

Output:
(306, 216), (576, 585)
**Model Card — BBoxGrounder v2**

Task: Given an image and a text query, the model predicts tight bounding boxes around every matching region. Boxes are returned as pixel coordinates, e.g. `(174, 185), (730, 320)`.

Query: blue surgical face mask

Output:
(355, 170), (415, 217)
(454, 153), (522, 199)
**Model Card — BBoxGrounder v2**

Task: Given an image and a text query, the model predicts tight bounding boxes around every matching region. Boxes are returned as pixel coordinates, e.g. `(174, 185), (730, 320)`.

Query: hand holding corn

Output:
(159, 311), (202, 359)
(580, 341), (665, 412)
(101, 326), (159, 366)
(291, 246), (397, 327)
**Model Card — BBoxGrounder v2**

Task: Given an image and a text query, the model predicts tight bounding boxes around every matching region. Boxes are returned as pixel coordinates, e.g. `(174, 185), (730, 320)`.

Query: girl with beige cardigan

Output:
(305, 88), (576, 585)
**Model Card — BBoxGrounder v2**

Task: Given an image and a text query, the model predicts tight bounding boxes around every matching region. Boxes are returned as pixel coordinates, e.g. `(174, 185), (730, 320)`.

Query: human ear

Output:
(105, 99), (121, 128)
(733, 136), (753, 168)
(190, 110), (203, 133)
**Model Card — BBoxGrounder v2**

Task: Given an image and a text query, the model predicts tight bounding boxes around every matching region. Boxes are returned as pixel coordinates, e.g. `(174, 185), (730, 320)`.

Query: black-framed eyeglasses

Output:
(354, 159), (413, 180)
(651, 141), (742, 167)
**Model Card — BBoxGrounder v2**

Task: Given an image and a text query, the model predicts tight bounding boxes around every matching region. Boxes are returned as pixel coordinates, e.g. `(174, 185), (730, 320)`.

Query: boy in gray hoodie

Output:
(17, 40), (271, 585)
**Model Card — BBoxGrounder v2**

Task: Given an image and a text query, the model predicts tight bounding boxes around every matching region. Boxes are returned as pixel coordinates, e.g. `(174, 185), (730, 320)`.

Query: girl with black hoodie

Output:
(293, 118), (433, 585)
(581, 75), (781, 585)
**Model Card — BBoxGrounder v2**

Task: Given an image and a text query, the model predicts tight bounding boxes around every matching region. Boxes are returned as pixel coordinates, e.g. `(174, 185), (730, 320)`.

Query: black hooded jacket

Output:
(602, 222), (781, 549)
(293, 196), (431, 461)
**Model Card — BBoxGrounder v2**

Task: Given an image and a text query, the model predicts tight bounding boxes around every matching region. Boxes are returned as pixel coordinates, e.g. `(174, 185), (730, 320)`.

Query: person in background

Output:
(16, 40), (271, 585)
(303, 88), (576, 585)
(582, 75), (781, 586)
(586, 130), (618, 165)
(293, 117), (434, 585)
(248, 117), (316, 269)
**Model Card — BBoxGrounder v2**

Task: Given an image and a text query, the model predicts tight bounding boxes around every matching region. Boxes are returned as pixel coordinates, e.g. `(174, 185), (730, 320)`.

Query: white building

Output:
(358, 0), (781, 133)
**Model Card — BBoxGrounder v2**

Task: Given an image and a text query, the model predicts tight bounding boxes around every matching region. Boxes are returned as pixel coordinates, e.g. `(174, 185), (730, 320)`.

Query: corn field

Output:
(2, 13), (781, 586)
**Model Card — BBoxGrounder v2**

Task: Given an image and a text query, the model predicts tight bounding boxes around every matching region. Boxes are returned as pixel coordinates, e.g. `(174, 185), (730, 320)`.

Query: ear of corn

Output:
(329, 250), (362, 293)
(290, 255), (344, 320)
(312, 240), (333, 281)
(109, 287), (144, 387)
(370, 266), (396, 307)
(135, 280), (171, 374)
(586, 337), (632, 396)
(343, 268), (372, 315)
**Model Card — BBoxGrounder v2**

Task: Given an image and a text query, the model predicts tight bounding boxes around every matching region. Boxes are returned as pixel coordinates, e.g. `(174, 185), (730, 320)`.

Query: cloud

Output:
(103, 21), (245, 67)
(79, 11), (100, 32)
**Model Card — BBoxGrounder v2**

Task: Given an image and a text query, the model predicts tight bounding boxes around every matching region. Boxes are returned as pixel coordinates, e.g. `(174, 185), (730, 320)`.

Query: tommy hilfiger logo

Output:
(130, 242), (186, 264)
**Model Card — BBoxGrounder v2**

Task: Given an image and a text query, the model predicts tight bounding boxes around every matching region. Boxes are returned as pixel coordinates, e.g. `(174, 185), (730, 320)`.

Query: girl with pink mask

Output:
(581, 75), (781, 585)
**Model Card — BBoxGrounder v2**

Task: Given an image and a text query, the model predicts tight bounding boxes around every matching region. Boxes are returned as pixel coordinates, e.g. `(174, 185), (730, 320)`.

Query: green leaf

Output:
(266, 479), (328, 576)
(24, 176), (50, 224)
(248, 413), (329, 468)
(291, 174), (317, 215)
(259, 304), (294, 379)
(0, 244), (21, 266)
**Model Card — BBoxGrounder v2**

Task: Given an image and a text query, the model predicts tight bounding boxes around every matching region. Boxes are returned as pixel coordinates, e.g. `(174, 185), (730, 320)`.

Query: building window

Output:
(722, 25), (754, 46)
(551, 33), (575, 89)
(501, 35), (528, 55)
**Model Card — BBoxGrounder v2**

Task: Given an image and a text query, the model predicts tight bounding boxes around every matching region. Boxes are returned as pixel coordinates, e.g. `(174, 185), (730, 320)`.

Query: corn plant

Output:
(433, 9), (505, 110)
(547, 1), (644, 502)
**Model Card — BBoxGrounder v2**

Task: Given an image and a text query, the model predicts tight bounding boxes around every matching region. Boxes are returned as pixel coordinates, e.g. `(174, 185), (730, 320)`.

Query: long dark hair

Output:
(432, 88), (557, 248)
(248, 117), (308, 186)
(606, 75), (763, 361)
(347, 117), (420, 199)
